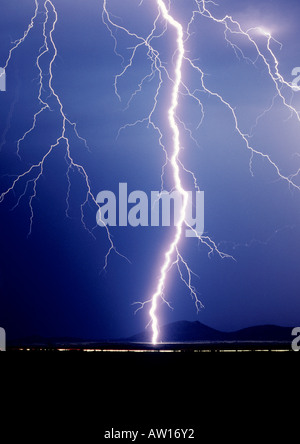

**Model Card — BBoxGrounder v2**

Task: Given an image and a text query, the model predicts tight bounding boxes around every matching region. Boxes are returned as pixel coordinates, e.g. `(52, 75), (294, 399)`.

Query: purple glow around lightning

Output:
(1, 1), (300, 344)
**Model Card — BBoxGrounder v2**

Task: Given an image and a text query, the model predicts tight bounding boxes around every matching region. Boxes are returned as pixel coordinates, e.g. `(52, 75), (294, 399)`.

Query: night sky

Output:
(1, 0), (300, 342)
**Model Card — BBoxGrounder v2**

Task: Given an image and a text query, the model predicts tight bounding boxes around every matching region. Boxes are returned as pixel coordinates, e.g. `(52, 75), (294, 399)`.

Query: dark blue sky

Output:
(1, 0), (300, 341)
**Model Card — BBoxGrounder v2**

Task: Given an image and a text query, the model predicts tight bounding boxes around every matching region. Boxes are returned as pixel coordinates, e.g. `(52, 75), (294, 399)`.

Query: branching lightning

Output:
(1, 0), (300, 344)
(102, 0), (300, 344)
(0, 0), (129, 269)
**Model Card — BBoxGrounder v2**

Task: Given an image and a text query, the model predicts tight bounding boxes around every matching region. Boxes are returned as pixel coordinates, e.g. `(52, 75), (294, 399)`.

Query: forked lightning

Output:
(1, 1), (300, 344)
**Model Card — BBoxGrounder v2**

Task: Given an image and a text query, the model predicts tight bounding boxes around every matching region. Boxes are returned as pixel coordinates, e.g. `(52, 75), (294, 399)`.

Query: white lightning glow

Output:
(149, 0), (187, 345)
(102, 0), (300, 344)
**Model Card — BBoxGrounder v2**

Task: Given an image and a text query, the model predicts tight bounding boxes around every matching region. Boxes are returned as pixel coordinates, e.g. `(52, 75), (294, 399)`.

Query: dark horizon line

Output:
(6, 319), (296, 345)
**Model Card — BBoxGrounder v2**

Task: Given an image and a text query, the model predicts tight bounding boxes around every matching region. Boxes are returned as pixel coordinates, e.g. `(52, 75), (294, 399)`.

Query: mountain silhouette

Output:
(128, 320), (293, 343)
(8, 321), (293, 348)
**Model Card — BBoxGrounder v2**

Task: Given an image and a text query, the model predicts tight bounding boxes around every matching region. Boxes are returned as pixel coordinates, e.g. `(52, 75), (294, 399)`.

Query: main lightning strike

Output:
(103, 0), (300, 344)
(148, 0), (189, 345)
(103, 1), (233, 344)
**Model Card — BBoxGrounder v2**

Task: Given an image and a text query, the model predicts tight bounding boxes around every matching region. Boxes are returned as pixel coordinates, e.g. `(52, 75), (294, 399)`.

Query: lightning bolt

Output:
(148, 0), (191, 345)
(102, 0), (300, 344)
(1, 1), (300, 345)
